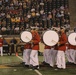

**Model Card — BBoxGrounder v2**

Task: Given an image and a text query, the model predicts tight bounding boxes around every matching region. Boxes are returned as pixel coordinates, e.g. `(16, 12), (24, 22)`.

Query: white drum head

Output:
(43, 30), (59, 46)
(20, 31), (32, 43)
(68, 33), (76, 45)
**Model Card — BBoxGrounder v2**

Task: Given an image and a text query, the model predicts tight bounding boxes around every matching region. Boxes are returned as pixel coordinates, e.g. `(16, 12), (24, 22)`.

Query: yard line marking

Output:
(0, 65), (11, 68)
(16, 55), (43, 75)
(16, 56), (23, 61)
(34, 70), (42, 75)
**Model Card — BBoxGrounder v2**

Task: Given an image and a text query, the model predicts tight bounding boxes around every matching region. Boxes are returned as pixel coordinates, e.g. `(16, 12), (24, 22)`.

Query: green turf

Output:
(0, 68), (36, 75)
(39, 67), (76, 75)
(0, 56), (22, 65)
(0, 55), (76, 75)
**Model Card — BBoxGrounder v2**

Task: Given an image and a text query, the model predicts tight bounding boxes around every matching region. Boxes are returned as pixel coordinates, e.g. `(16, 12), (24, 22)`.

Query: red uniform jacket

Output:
(67, 43), (76, 50)
(0, 38), (3, 47)
(57, 33), (67, 51)
(45, 45), (51, 49)
(54, 45), (58, 50)
(74, 46), (76, 50)
(24, 43), (31, 49)
(31, 31), (40, 50)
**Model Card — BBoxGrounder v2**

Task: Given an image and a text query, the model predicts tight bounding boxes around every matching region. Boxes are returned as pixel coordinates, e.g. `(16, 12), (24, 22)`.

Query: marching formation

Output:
(21, 27), (76, 70)
(22, 29), (40, 70)
(0, 26), (76, 70)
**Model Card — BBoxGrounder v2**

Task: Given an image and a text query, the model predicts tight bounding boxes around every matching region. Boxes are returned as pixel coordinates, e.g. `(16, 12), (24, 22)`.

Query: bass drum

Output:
(43, 30), (59, 46)
(68, 32), (76, 46)
(20, 31), (32, 43)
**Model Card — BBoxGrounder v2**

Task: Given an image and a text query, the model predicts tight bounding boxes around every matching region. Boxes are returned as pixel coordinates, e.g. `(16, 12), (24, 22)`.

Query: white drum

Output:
(43, 30), (59, 46)
(20, 31), (32, 43)
(68, 33), (76, 45)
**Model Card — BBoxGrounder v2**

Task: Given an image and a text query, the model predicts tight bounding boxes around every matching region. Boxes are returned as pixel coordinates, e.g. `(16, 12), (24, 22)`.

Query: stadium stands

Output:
(0, 0), (70, 35)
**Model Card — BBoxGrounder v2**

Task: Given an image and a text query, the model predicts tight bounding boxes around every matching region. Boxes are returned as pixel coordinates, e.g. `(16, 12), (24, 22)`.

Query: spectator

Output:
(6, 25), (11, 35)
(0, 0), (70, 35)
(1, 26), (7, 35)
(14, 25), (19, 34)
(3, 37), (9, 55)
(10, 37), (17, 55)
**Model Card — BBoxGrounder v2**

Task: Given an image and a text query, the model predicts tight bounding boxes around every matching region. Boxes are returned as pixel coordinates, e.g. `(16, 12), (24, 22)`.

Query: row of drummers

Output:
(22, 27), (76, 70)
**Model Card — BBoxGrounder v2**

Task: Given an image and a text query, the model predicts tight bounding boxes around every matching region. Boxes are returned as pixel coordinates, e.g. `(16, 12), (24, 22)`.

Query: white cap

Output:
(61, 27), (65, 30)
(36, 13), (40, 16)
(40, 3), (44, 5)
(48, 12), (51, 14)
(27, 14), (31, 18)
(31, 8), (35, 12)
(30, 26), (39, 30)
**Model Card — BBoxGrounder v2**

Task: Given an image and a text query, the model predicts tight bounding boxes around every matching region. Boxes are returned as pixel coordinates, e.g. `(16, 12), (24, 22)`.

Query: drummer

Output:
(23, 29), (32, 68)
(49, 29), (60, 68)
(30, 28), (40, 70)
(56, 27), (67, 69)
(10, 37), (17, 55)
(42, 28), (60, 67)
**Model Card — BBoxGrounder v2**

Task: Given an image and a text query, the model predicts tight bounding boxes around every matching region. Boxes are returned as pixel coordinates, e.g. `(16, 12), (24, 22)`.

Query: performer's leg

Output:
(74, 50), (76, 64)
(43, 49), (47, 63)
(65, 49), (71, 62)
(50, 50), (57, 67)
(61, 52), (66, 69)
(30, 50), (39, 66)
(0, 47), (3, 56)
(23, 50), (26, 63)
(70, 49), (75, 63)
(56, 51), (62, 68)
(25, 49), (31, 65)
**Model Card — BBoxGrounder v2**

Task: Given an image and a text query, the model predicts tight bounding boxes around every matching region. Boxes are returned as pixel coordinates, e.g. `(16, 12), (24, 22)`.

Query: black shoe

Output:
(50, 66), (53, 68)
(20, 62), (25, 65)
(29, 64), (33, 69)
(42, 61), (46, 64)
(32, 65), (39, 70)
(54, 67), (62, 70)
(24, 65), (29, 68)
(42, 61), (49, 65)
(66, 62), (74, 65)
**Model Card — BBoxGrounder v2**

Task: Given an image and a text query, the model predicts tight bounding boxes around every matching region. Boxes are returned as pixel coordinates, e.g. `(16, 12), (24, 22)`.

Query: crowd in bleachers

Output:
(0, 0), (70, 35)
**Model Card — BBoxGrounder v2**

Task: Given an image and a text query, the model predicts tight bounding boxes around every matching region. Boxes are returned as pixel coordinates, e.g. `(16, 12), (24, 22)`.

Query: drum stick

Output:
(25, 36), (30, 41)
(51, 40), (59, 46)
(51, 40), (57, 44)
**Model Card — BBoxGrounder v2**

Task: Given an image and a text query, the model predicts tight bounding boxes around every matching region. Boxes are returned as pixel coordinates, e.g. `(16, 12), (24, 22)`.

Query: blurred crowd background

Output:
(0, 0), (70, 35)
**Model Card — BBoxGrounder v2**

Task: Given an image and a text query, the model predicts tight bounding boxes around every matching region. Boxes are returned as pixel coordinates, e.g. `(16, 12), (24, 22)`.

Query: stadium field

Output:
(0, 55), (76, 75)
